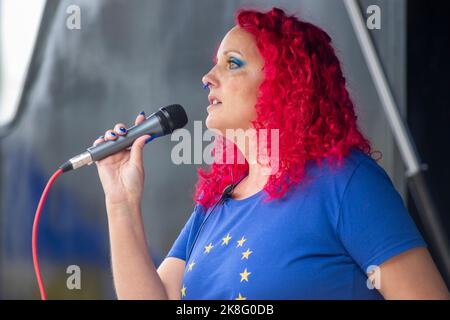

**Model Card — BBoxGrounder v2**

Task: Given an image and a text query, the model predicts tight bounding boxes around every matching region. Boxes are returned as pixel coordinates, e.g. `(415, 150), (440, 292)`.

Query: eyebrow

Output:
(213, 49), (244, 63)
(222, 49), (244, 57)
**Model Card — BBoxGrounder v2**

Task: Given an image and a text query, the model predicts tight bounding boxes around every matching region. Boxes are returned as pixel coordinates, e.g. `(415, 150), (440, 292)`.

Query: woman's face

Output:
(202, 26), (265, 135)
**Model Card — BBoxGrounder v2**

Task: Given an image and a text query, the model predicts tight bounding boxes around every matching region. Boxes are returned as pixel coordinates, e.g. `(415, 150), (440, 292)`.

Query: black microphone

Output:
(218, 174), (247, 203)
(60, 104), (188, 172)
(220, 184), (235, 201)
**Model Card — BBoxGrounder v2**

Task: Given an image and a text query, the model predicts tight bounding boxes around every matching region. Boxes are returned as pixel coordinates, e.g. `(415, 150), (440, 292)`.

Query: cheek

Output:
(209, 71), (264, 131)
(226, 74), (261, 111)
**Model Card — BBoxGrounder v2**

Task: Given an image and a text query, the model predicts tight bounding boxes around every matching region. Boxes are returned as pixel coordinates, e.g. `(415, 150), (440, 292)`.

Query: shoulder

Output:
(326, 148), (382, 182)
(324, 148), (399, 215)
(340, 149), (395, 200)
(180, 203), (208, 235)
(294, 148), (385, 199)
(285, 148), (394, 229)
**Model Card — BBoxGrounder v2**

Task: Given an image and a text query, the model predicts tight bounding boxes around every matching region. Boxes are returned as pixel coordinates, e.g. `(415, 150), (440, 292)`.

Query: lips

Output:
(208, 95), (222, 105)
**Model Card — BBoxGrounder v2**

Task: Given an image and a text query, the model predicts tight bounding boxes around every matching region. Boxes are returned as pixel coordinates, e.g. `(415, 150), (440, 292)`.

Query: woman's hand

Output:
(92, 112), (151, 207)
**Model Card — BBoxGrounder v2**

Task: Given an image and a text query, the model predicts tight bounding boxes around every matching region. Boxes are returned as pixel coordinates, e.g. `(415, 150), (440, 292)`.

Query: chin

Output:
(208, 116), (234, 137)
(205, 117), (223, 135)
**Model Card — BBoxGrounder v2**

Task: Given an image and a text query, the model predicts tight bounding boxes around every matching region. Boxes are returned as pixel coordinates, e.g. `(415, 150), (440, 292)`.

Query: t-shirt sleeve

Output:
(166, 204), (205, 261)
(337, 157), (427, 273)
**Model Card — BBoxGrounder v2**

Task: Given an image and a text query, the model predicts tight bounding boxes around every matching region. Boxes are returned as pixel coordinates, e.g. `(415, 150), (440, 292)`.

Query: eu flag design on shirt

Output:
(166, 148), (427, 299)
(181, 232), (254, 300)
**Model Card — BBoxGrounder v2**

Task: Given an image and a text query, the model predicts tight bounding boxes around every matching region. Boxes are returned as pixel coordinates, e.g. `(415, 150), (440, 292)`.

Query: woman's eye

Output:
(228, 61), (238, 69)
(227, 58), (244, 70)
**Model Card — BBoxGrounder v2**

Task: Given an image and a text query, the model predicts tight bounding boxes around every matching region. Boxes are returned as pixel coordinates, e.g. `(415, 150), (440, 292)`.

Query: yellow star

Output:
(235, 293), (247, 300)
(221, 233), (232, 246)
(240, 268), (251, 282)
(241, 248), (253, 260)
(204, 242), (214, 253)
(181, 285), (186, 298)
(188, 260), (196, 271)
(236, 236), (247, 248)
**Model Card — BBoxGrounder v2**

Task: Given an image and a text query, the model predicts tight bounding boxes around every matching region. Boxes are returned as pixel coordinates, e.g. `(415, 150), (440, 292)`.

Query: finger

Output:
(135, 111), (146, 126)
(92, 136), (105, 147)
(113, 123), (128, 136)
(129, 134), (151, 168)
(104, 129), (118, 141)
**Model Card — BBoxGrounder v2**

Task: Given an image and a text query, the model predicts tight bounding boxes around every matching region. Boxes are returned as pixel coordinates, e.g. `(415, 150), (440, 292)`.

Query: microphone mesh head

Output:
(160, 104), (188, 131)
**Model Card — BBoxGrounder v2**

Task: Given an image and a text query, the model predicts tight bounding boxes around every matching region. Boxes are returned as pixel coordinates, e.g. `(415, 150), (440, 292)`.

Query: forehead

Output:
(216, 26), (259, 58)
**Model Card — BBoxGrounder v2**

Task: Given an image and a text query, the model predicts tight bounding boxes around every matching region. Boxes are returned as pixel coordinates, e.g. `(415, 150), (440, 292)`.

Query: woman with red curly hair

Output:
(94, 8), (449, 299)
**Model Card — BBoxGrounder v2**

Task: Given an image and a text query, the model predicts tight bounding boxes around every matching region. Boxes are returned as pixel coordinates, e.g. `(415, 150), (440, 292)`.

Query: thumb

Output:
(130, 135), (151, 167)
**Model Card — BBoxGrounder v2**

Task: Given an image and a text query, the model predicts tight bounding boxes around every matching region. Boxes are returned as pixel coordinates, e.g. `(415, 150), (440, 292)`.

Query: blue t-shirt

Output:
(166, 149), (426, 300)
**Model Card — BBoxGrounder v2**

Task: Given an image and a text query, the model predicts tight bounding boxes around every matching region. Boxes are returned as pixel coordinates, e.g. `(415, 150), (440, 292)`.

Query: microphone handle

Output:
(60, 111), (165, 172)
(87, 112), (163, 162)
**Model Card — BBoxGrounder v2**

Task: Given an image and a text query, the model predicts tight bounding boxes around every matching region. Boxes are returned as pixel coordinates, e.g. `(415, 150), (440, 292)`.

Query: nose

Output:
(202, 69), (218, 89)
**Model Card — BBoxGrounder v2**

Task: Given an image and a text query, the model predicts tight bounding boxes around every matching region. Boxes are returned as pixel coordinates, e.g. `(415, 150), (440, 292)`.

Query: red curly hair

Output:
(194, 7), (374, 209)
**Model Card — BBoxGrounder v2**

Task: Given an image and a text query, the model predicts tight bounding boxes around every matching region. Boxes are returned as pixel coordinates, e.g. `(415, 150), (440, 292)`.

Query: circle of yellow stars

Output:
(181, 233), (253, 300)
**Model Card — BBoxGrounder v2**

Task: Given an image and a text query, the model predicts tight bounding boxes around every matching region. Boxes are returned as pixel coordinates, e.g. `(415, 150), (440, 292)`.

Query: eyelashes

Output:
(210, 56), (246, 70)
(227, 57), (245, 70)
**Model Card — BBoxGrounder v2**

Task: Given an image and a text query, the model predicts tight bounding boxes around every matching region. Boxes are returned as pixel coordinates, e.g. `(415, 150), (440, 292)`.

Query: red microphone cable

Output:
(32, 168), (64, 300)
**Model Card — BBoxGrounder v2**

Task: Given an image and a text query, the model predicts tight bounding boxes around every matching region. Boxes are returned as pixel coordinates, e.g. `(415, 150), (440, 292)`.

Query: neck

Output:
(245, 162), (270, 188)
(232, 133), (271, 195)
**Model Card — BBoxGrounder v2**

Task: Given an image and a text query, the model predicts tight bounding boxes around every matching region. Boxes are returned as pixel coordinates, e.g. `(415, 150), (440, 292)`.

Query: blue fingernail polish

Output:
(110, 132), (116, 137)
(119, 127), (127, 133)
(139, 111), (145, 116)
(203, 83), (209, 90)
(145, 137), (154, 144)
